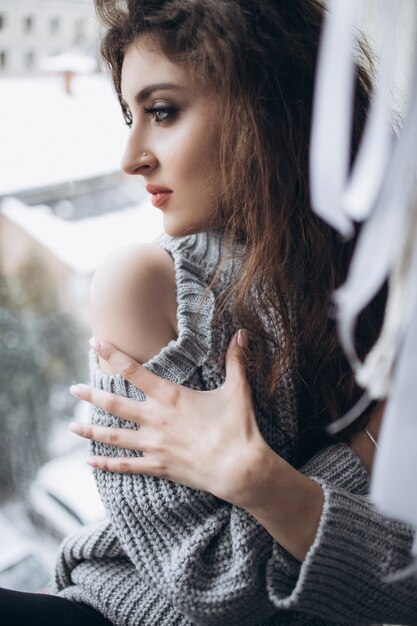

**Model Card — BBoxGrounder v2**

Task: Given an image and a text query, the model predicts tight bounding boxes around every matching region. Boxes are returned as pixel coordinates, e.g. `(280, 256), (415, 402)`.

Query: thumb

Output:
(224, 330), (249, 388)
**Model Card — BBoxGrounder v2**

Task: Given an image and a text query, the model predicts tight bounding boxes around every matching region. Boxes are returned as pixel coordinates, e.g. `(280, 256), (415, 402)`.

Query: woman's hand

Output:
(69, 331), (271, 507)
(70, 331), (324, 561)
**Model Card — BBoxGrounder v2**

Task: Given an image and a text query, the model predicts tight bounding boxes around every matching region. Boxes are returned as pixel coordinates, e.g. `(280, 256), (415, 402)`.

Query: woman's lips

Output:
(146, 184), (173, 208)
(150, 191), (173, 208)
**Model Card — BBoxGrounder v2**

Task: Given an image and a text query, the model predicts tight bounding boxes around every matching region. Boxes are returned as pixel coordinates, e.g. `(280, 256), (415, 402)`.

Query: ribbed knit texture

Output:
(53, 231), (417, 625)
(269, 448), (417, 625)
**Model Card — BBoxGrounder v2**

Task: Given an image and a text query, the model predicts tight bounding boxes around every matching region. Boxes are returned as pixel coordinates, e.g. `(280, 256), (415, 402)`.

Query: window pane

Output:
(23, 16), (33, 34)
(49, 17), (60, 34)
(74, 19), (84, 44)
(25, 51), (34, 70)
(0, 38), (159, 588)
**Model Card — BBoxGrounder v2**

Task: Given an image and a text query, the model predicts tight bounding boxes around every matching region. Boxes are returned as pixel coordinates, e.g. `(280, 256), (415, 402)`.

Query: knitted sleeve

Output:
(84, 232), (283, 626)
(267, 443), (417, 625)
(54, 232), (416, 626)
(52, 518), (193, 626)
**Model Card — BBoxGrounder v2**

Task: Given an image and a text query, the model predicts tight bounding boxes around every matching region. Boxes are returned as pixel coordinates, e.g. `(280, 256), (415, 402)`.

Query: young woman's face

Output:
(120, 37), (221, 237)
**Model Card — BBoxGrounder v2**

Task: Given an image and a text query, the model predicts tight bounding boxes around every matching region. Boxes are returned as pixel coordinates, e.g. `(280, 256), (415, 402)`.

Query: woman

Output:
(1, 1), (416, 625)
(61, 0), (417, 624)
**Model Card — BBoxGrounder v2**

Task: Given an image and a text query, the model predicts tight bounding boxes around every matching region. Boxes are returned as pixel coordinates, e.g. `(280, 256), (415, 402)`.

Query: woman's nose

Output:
(121, 138), (157, 176)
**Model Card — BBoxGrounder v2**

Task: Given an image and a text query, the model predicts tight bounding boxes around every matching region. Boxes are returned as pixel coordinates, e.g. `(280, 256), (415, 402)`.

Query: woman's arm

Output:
(52, 518), (193, 626)
(71, 339), (417, 625)
(85, 246), (323, 560)
(73, 331), (323, 562)
(70, 239), (416, 624)
(89, 242), (178, 372)
(245, 403), (384, 561)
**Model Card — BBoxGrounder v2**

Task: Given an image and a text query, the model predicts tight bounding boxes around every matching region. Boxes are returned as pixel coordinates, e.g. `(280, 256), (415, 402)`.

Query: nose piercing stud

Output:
(142, 152), (148, 157)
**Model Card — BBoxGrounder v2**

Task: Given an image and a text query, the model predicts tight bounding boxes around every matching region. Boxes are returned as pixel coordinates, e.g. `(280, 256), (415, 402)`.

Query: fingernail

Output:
(69, 422), (82, 435)
(237, 329), (248, 348)
(89, 337), (101, 353)
(70, 384), (81, 398)
(87, 458), (99, 468)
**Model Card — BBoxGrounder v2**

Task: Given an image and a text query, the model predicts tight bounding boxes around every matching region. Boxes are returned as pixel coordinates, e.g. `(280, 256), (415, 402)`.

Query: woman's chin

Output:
(162, 216), (221, 239)
(162, 219), (205, 238)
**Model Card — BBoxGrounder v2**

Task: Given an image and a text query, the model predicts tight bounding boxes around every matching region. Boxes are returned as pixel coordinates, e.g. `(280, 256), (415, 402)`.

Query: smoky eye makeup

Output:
(120, 91), (182, 127)
(143, 102), (179, 124)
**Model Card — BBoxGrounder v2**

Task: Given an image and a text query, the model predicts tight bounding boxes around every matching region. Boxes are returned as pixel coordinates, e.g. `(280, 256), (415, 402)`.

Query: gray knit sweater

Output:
(53, 232), (417, 626)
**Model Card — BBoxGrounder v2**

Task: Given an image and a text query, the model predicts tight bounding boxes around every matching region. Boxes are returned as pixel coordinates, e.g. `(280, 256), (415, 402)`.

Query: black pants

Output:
(0, 587), (113, 626)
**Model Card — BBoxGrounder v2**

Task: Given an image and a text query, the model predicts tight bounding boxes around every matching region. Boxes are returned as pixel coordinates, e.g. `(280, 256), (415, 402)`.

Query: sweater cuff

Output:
(266, 444), (370, 613)
(267, 444), (417, 623)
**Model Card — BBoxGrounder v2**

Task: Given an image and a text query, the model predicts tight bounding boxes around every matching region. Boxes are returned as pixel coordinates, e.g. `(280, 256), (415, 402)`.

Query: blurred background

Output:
(0, 0), (415, 595)
(0, 0), (163, 593)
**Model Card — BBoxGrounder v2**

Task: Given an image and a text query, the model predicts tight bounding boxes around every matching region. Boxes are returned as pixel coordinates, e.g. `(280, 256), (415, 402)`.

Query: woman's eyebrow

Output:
(122, 82), (184, 108)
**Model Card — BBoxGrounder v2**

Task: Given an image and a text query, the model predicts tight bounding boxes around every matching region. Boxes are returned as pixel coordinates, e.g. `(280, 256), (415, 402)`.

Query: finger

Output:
(70, 384), (148, 425)
(69, 422), (144, 450)
(87, 454), (162, 477)
(224, 330), (250, 388)
(90, 339), (169, 397)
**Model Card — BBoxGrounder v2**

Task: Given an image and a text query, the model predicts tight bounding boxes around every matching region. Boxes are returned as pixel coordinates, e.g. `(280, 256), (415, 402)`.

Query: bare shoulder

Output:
(90, 243), (177, 373)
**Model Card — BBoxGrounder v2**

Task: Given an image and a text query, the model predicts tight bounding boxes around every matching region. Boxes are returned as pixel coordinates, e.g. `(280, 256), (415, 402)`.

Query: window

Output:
(74, 19), (85, 44)
(0, 6), (106, 595)
(23, 16), (33, 34)
(25, 51), (34, 70)
(49, 17), (59, 34)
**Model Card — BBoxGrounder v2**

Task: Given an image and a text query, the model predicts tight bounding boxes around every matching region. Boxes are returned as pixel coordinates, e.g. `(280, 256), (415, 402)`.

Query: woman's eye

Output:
(144, 105), (177, 124)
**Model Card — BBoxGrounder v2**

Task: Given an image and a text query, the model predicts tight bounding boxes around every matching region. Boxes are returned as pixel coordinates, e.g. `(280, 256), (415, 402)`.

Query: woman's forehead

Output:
(120, 35), (211, 104)
(121, 37), (192, 104)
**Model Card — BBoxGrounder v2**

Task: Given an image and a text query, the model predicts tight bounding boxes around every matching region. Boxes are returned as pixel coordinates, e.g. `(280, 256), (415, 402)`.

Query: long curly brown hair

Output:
(95, 0), (383, 462)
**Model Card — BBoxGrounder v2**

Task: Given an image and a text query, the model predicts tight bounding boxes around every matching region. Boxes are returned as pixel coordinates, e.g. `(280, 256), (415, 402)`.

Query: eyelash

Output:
(144, 105), (178, 125)
(124, 113), (133, 128)
(123, 105), (178, 128)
